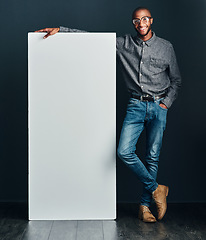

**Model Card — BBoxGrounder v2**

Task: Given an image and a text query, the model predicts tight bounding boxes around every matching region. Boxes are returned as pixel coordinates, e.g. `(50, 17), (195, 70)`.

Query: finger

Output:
(43, 29), (58, 39)
(35, 29), (47, 32)
(43, 32), (51, 39)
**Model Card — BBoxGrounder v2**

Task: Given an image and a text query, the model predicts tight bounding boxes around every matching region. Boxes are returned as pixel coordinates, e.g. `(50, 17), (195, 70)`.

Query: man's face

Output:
(132, 9), (153, 37)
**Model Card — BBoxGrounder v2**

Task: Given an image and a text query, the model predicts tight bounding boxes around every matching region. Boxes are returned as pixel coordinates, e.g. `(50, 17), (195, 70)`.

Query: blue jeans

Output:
(117, 97), (168, 207)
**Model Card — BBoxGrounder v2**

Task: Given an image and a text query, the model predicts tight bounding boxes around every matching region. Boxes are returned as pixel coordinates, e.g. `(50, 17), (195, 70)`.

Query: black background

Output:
(0, 0), (205, 203)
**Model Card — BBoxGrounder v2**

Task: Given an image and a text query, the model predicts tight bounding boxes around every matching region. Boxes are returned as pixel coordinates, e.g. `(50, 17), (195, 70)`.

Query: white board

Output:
(28, 33), (116, 220)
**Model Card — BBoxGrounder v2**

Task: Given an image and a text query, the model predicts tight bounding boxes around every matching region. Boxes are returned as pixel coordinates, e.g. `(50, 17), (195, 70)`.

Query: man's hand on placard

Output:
(35, 28), (60, 39)
(159, 103), (167, 109)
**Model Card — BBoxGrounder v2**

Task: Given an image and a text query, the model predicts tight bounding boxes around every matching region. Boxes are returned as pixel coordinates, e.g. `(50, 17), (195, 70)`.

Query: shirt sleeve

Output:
(60, 26), (120, 51)
(59, 26), (88, 33)
(161, 45), (181, 108)
(116, 36), (127, 50)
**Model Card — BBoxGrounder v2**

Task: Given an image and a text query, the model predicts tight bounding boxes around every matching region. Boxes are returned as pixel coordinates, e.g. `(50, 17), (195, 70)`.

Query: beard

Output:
(135, 25), (152, 37)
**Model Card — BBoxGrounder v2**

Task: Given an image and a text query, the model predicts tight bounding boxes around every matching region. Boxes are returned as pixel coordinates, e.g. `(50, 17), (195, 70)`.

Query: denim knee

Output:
(117, 146), (135, 165)
(117, 146), (125, 160)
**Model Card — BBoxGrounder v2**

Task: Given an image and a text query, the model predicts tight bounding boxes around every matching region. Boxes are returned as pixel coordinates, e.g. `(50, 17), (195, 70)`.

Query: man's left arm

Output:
(161, 45), (181, 109)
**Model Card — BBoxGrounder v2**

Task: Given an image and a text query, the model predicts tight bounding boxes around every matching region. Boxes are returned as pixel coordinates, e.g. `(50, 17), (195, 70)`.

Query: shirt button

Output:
(141, 85), (144, 88)
(141, 61), (143, 64)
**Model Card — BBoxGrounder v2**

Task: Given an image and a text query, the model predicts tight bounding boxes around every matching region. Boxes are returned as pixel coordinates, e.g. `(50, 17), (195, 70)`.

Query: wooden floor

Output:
(0, 202), (205, 240)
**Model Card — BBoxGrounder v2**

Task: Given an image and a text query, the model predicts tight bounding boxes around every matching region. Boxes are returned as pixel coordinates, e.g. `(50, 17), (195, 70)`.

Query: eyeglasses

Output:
(132, 16), (152, 25)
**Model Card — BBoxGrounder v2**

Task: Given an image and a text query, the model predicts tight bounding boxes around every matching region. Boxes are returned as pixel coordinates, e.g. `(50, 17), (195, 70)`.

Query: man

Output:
(36, 6), (181, 223)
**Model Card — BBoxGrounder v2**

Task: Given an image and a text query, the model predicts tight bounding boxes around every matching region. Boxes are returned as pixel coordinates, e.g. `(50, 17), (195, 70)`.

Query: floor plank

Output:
(113, 203), (146, 239)
(0, 203), (27, 240)
(0, 218), (27, 240)
(103, 220), (118, 240)
(76, 220), (103, 240)
(165, 203), (206, 240)
(21, 220), (53, 240)
(49, 220), (77, 240)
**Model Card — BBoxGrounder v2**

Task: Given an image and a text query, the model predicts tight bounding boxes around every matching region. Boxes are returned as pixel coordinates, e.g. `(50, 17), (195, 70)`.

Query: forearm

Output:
(59, 26), (87, 33)
(161, 45), (181, 109)
(161, 79), (181, 109)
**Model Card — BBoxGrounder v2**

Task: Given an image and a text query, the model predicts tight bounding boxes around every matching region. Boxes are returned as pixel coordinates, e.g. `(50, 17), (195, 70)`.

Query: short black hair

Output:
(132, 7), (152, 18)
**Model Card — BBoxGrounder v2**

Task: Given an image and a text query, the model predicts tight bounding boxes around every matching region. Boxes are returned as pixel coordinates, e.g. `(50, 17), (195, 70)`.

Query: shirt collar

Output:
(135, 32), (156, 47)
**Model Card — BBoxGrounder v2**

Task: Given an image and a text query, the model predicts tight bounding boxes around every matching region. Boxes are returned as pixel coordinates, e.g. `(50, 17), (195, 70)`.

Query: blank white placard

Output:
(28, 33), (116, 220)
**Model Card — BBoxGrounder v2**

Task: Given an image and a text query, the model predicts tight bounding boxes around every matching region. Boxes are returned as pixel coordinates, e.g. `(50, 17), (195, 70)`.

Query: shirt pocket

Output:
(149, 57), (168, 74)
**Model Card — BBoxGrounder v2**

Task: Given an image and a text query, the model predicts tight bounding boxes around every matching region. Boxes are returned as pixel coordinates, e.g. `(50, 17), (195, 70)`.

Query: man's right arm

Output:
(35, 26), (122, 52)
(35, 26), (122, 56)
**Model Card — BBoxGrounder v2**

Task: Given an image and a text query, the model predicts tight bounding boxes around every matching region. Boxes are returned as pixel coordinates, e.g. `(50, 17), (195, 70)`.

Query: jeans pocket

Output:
(155, 99), (168, 111)
(128, 97), (139, 105)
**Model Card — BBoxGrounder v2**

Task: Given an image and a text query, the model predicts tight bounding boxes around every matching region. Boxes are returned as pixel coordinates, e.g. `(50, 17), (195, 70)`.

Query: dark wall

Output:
(1, 0), (205, 202)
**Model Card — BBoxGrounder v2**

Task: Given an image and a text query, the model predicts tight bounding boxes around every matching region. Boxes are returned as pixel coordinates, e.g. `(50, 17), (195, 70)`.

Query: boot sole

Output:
(138, 216), (157, 223)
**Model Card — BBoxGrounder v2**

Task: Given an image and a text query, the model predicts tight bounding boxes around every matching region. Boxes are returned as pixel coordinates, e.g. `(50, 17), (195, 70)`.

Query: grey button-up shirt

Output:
(59, 26), (181, 108)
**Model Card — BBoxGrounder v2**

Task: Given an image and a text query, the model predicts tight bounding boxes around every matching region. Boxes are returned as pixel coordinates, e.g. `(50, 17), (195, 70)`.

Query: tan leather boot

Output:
(138, 205), (157, 223)
(152, 184), (169, 220)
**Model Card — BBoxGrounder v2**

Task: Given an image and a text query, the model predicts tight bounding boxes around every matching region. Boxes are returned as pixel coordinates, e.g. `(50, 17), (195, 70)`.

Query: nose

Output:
(139, 19), (145, 26)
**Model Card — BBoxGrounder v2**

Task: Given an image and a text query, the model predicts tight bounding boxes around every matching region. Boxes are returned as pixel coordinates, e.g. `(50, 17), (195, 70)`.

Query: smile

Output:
(138, 27), (147, 31)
